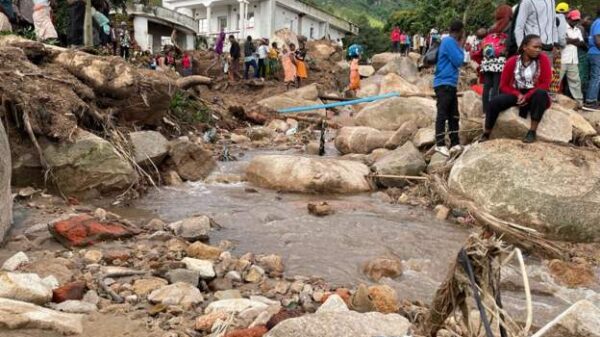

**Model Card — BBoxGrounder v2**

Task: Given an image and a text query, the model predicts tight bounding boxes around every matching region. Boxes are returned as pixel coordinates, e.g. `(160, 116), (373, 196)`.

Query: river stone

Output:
(168, 139), (216, 182)
(412, 128), (435, 148)
(205, 298), (269, 314)
(334, 127), (394, 155)
(490, 107), (572, 143)
(371, 52), (402, 71)
(186, 241), (223, 259)
(0, 298), (83, 335)
(355, 97), (434, 131)
(42, 130), (137, 195)
(0, 272), (53, 304)
(317, 294), (349, 313)
(182, 257), (215, 278)
(368, 285), (399, 314)
(379, 73), (420, 95)
(2, 251), (29, 271)
(373, 142), (426, 187)
(245, 155), (372, 194)
(358, 65), (375, 77)
(363, 257), (403, 281)
(376, 57), (419, 83)
(458, 90), (484, 144)
(166, 268), (200, 286)
(132, 277), (169, 296)
(23, 257), (74, 285)
(535, 300), (600, 337)
(448, 139), (600, 242)
(0, 119), (11, 241)
(265, 311), (411, 337)
(384, 121), (418, 149)
(129, 131), (169, 166)
(266, 119), (290, 133)
(54, 300), (97, 314)
(147, 282), (204, 308)
(168, 215), (213, 241)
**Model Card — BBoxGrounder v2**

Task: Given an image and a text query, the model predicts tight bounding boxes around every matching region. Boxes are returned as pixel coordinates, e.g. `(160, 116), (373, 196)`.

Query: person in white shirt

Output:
(257, 39), (269, 79)
(559, 9), (585, 105)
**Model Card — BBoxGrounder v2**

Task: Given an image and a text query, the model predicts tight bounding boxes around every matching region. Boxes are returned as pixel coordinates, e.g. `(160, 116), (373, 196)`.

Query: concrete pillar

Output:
(298, 13), (304, 37)
(238, 0), (246, 39)
(206, 4), (212, 35)
(133, 16), (149, 51)
(266, 0), (275, 39)
(186, 33), (195, 50)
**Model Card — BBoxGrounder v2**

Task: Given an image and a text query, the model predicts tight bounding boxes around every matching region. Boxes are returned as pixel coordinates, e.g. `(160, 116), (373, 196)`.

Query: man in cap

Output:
(559, 9), (585, 107)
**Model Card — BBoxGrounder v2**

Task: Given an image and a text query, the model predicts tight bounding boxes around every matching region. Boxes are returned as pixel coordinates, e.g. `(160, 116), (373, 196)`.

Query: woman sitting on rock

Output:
(482, 34), (552, 143)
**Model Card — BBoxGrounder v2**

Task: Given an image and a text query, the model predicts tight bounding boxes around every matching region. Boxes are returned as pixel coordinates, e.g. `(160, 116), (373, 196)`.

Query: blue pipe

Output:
(277, 92), (400, 114)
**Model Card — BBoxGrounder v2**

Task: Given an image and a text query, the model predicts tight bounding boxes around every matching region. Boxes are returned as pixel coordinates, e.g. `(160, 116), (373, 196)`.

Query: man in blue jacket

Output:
(434, 20), (466, 157)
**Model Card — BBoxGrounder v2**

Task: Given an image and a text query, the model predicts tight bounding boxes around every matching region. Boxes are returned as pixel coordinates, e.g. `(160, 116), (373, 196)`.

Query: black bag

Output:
(423, 42), (440, 67)
(506, 4), (520, 56)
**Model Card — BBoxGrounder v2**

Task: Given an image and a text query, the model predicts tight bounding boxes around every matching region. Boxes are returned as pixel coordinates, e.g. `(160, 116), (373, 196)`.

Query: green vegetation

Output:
(169, 91), (212, 125)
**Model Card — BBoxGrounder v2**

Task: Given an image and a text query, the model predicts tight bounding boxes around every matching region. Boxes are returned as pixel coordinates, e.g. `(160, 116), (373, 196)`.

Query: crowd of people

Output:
(390, 26), (428, 56)
(429, 1), (600, 157)
(204, 30), (311, 88)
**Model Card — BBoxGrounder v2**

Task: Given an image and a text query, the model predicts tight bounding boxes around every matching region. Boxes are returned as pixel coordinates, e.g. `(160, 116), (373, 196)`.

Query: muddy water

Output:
(127, 148), (598, 328)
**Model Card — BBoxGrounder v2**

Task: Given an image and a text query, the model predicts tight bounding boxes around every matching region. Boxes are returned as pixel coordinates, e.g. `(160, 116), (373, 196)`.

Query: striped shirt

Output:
(515, 0), (558, 47)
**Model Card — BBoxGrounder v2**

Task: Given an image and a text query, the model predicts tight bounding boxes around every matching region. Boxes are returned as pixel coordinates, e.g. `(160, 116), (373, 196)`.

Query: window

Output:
(218, 16), (227, 32)
(246, 12), (254, 28)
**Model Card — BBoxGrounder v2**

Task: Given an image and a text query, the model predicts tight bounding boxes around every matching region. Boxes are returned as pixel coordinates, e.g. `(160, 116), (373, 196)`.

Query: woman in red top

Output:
(482, 34), (552, 143)
(391, 26), (401, 53)
(181, 52), (192, 77)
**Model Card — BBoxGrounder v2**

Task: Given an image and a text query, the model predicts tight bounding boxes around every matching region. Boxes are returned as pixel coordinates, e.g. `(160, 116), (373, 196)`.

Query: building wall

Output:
(274, 4), (298, 33)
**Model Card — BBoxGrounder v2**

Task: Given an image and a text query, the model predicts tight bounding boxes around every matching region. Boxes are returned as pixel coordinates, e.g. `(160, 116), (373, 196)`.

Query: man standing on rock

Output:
(228, 35), (241, 82)
(433, 20), (465, 157)
(559, 10), (585, 107)
(585, 8), (600, 109)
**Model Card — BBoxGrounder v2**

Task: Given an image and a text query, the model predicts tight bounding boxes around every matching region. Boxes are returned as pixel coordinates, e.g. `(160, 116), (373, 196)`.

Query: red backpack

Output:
(481, 32), (508, 59)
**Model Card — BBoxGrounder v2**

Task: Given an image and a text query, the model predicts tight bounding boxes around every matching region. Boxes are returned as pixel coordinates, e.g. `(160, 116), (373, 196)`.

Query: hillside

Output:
(312, 0), (411, 27)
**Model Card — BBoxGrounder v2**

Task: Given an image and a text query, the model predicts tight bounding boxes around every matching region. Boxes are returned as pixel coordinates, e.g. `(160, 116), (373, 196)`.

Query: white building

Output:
(162, 0), (358, 41)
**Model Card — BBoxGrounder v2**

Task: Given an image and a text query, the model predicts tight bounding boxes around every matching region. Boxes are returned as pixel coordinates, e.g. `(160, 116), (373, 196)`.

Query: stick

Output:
(515, 248), (533, 335)
(371, 174), (429, 181)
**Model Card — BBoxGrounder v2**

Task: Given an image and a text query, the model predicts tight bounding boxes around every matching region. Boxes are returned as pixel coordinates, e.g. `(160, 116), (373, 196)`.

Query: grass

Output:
(169, 91), (212, 125)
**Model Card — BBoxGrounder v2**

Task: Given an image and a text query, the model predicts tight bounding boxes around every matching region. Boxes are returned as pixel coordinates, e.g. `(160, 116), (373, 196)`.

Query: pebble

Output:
(289, 280), (304, 293)
(244, 265), (265, 283)
(182, 257), (216, 279)
(54, 300), (98, 314)
(166, 269), (201, 286)
(225, 271), (242, 282)
(317, 294), (349, 313)
(186, 241), (223, 260)
(214, 289), (242, 300)
(1, 252), (29, 271)
(82, 290), (100, 305)
(435, 205), (451, 220)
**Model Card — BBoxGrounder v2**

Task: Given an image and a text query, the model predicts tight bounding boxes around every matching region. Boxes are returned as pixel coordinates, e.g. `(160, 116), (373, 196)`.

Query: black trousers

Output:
(121, 46), (130, 59)
(485, 89), (549, 130)
(435, 85), (460, 147)
(482, 72), (501, 117)
(68, 1), (85, 46)
(258, 58), (266, 78)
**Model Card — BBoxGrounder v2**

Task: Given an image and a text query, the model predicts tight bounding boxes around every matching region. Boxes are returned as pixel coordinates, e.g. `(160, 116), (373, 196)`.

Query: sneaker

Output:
(583, 102), (600, 111)
(449, 145), (463, 156)
(434, 146), (450, 157)
(478, 133), (491, 143)
(523, 130), (536, 143)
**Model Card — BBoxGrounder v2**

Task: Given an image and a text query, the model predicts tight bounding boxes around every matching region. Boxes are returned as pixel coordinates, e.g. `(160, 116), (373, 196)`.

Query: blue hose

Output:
(277, 92), (400, 114)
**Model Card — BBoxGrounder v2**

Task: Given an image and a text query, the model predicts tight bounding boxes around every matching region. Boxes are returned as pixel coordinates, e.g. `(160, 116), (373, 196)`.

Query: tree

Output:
(344, 15), (389, 58)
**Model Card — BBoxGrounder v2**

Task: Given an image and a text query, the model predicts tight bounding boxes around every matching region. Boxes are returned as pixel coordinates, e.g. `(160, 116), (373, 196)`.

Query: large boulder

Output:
(355, 97), (435, 131)
(246, 155), (372, 193)
(0, 272), (53, 304)
(129, 131), (169, 166)
(379, 73), (420, 95)
(458, 90), (484, 144)
(0, 120), (11, 241)
(533, 300), (600, 337)
(257, 95), (325, 115)
(265, 311), (410, 337)
(490, 107), (572, 143)
(356, 75), (383, 98)
(358, 65), (375, 78)
(0, 298), (83, 335)
(384, 121), (418, 149)
(334, 127), (394, 154)
(43, 130), (137, 195)
(281, 83), (321, 101)
(371, 53), (402, 71)
(376, 57), (419, 83)
(448, 139), (600, 242)
(167, 139), (216, 182)
(554, 107), (597, 138)
(373, 142), (426, 187)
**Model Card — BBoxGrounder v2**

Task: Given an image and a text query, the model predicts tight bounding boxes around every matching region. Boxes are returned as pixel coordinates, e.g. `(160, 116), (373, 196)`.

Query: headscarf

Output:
(490, 4), (513, 34)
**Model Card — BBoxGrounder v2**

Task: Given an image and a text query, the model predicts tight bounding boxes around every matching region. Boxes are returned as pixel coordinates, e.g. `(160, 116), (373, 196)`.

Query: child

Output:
(348, 46), (362, 93)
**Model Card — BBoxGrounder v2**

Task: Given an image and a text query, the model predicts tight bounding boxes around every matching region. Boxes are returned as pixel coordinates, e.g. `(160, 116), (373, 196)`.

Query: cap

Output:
(567, 9), (581, 20)
(120, 21), (127, 26)
(556, 2), (569, 13)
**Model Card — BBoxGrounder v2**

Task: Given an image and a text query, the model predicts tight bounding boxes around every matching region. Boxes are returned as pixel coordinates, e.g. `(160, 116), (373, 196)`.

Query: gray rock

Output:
(384, 121), (418, 149)
(376, 57), (419, 83)
(265, 311), (411, 337)
(0, 298), (83, 335)
(490, 107), (572, 143)
(532, 300), (600, 337)
(82, 290), (100, 305)
(166, 268), (200, 286)
(449, 139), (600, 242)
(458, 90), (484, 144)
(54, 300), (98, 314)
(168, 139), (216, 181)
(2, 251), (29, 271)
(0, 119), (11, 241)
(316, 294), (349, 313)
(147, 282), (204, 308)
(412, 128), (435, 148)
(42, 130), (137, 195)
(0, 272), (53, 304)
(181, 257), (215, 279)
(214, 289), (242, 300)
(129, 131), (169, 166)
(427, 152), (448, 173)
(373, 142), (426, 187)
(355, 96), (434, 131)
(334, 127), (395, 155)
(168, 215), (214, 241)
(245, 155), (372, 194)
